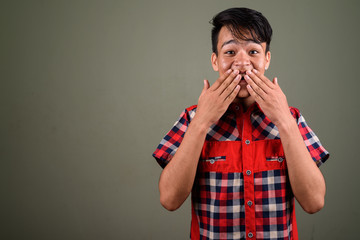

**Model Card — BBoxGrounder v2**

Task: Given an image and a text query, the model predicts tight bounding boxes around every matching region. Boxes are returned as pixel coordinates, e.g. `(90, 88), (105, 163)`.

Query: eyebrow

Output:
(221, 39), (260, 49)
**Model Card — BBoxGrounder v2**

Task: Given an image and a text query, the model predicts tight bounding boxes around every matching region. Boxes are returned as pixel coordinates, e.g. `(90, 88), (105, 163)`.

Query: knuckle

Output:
(225, 86), (232, 93)
(224, 77), (232, 84)
(232, 78), (240, 85)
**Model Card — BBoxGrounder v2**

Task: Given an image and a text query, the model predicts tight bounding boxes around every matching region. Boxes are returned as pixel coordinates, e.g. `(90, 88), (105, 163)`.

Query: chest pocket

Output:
(198, 141), (242, 173)
(201, 156), (226, 164)
(254, 139), (287, 172)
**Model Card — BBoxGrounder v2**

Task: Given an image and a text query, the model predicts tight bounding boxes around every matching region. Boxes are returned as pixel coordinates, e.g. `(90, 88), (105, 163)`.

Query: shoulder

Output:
(288, 106), (312, 127)
(182, 105), (197, 122)
(289, 106), (301, 119)
(185, 105), (197, 112)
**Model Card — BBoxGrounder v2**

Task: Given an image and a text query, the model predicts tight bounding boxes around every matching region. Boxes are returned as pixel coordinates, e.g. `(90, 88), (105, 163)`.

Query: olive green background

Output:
(2, 0), (359, 239)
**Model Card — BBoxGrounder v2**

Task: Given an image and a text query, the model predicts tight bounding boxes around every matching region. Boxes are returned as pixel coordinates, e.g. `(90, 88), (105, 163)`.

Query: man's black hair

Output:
(210, 7), (273, 55)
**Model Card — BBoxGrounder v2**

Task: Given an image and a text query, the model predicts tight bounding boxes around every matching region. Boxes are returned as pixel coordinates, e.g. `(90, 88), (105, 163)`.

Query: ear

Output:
(211, 52), (219, 72)
(265, 51), (271, 70)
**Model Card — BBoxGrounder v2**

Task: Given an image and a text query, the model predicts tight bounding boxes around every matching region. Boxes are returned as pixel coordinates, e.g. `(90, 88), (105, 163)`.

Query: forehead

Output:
(217, 26), (265, 49)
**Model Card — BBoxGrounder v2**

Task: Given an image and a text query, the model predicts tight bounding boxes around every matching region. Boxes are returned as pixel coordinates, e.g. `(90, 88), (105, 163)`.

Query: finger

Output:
(244, 74), (267, 99)
(246, 70), (270, 93)
(225, 85), (240, 104)
(252, 69), (274, 89)
(220, 74), (241, 98)
(246, 84), (264, 103)
(217, 69), (240, 94)
(210, 69), (233, 90)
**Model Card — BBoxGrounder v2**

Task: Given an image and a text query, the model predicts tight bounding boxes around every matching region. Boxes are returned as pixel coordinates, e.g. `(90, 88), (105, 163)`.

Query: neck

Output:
(232, 96), (256, 112)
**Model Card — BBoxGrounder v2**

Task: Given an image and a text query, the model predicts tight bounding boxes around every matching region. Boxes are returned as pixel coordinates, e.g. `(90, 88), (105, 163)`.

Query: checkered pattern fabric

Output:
(191, 170), (293, 239)
(153, 103), (329, 240)
(251, 110), (280, 140)
(192, 172), (246, 239)
(254, 170), (293, 239)
(153, 105), (196, 168)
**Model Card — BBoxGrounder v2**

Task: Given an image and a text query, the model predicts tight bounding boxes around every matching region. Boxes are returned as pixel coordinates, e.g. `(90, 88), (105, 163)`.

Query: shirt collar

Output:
(228, 101), (262, 114)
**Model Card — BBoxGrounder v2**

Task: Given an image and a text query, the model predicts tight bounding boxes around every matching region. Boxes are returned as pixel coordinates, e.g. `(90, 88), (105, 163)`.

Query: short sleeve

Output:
(291, 108), (330, 166)
(152, 107), (193, 168)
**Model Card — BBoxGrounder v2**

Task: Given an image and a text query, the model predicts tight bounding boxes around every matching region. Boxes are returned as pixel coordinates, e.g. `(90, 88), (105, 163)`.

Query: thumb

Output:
(202, 79), (210, 92)
(273, 77), (278, 85)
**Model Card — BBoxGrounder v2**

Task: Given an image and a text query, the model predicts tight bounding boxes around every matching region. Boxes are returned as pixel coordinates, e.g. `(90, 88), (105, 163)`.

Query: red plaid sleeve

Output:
(152, 106), (196, 168)
(290, 107), (330, 166)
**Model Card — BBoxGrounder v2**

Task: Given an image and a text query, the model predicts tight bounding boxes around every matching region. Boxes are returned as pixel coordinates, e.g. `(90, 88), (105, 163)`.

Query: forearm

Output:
(159, 118), (209, 211)
(278, 116), (326, 213)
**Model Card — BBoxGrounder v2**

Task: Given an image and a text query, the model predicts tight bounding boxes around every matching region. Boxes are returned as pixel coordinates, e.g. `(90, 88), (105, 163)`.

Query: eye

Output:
(249, 50), (259, 55)
(225, 50), (235, 55)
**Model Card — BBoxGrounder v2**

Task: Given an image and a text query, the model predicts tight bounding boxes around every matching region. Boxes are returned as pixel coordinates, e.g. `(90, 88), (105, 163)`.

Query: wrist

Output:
(190, 116), (212, 133)
(276, 114), (298, 133)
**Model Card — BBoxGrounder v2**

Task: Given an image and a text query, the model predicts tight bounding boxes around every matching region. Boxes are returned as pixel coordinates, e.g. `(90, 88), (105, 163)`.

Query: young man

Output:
(153, 7), (329, 240)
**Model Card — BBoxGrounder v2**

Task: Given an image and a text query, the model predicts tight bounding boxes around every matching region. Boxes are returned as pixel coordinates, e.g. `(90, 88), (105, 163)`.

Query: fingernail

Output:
(233, 69), (239, 74)
(253, 69), (258, 73)
(235, 75), (241, 80)
(246, 70), (252, 75)
(227, 69), (232, 73)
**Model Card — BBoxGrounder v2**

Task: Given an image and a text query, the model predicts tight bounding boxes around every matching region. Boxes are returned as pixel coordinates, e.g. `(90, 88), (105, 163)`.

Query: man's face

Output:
(211, 26), (271, 100)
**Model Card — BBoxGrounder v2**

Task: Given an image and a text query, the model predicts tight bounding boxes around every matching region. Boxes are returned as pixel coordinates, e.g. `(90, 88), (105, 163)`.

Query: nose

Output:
(232, 50), (251, 70)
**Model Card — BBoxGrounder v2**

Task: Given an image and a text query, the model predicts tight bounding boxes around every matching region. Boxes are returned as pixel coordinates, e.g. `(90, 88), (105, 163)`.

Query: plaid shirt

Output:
(153, 103), (329, 240)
